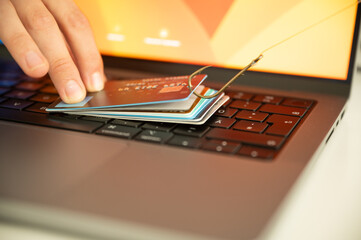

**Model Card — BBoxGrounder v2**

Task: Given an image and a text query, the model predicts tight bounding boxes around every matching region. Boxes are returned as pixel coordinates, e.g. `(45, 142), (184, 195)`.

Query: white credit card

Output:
(75, 96), (229, 125)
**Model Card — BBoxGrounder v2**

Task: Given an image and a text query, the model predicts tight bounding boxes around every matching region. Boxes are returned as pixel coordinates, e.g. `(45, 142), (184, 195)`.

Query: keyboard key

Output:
(0, 87), (10, 95)
(16, 82), (44, 91)
(259, 104), (306, 117)
(136, 129), (173, 143)
(173, 125), (210, 137)
(111, 119), (143, 128)
(227, 92), (254, 101)
(142, 122), (176, 132)
(5, 90), (35, 99)
(0, 72), (21, 79)
(235, 110), (268, 122)
(229, 100), (261, 111)
(0, 108), (103, 133)
(0, 99), (33, 110)
(201, 140), (240, 154)
(81, 116), (111, 123)
(40, 85), (58, 94)
(206, 116), (236, 129)
(221, 97), (232, 107)
(266, 114), (300, 136)
(20, 75), (43, 82)
(206, 128), (285, 149)
(0, 79), (19, 87)
(50, 113), (80, 120)
(214, 107), (238, 118)
(233, 120), (268, 133)
(238, 145), (275, 159)
(25, 102), (49, 113)
(39, 77), (53, 85)
(253, 95), (283, 104)
(167, 135), (203, 148)
(30, 93), (58, 103)
(281, 98), (313, 108)
(96, 124), (141, 139)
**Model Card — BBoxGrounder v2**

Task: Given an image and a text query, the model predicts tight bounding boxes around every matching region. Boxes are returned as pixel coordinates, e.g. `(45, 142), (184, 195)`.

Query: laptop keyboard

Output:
(0, 61), (314, 160)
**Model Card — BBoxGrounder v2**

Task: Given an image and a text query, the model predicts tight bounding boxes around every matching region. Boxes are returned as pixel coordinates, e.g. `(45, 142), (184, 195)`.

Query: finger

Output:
(0, 0), (48, 78)
(43, 0), (105, 92)
(11, 0), (86, 103)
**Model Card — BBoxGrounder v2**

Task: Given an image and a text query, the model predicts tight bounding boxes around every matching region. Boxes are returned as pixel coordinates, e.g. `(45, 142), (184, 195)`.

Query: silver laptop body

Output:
(0, 2), (360, 239)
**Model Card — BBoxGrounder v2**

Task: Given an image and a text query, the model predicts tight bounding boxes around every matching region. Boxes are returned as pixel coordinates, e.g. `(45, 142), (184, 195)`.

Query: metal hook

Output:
(188, 54), (263, 99)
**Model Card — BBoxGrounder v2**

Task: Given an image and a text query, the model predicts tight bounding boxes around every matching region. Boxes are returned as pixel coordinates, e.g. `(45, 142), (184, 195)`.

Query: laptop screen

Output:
(75, 0), (357, 81)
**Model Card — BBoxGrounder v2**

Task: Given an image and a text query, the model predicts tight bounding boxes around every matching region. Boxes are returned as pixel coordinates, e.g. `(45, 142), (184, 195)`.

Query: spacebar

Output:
(0, 108), (103, 133)
(206, 128), (285, 149)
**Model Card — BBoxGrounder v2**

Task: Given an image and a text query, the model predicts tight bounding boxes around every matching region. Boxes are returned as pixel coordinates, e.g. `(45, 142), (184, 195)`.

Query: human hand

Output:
(0, 0), (105, 103)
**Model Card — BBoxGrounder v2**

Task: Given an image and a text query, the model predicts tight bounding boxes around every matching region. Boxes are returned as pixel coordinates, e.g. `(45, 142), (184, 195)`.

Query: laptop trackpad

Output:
(0, 121), (127, 202)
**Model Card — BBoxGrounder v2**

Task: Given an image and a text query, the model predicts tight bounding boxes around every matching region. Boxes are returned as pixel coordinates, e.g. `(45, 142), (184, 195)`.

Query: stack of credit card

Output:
(47, 75), (229, 125)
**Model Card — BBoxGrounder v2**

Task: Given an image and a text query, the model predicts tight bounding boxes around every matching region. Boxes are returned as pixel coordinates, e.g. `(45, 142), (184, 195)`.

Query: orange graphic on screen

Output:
(74, 0), (357, 80)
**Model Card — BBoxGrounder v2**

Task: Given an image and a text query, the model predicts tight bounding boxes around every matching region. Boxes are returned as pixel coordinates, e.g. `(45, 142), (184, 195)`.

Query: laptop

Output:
(0, 1), (359, 239)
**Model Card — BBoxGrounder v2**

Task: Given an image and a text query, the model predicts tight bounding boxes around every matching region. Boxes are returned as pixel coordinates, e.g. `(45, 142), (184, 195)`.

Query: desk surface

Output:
(1, 75), (361, 240)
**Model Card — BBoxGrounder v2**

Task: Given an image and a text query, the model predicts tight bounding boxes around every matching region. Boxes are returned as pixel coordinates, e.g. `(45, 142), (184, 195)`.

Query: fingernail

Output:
(90, 72), (104, 91)
(25, 51), (44, 70)
(64, 80), (84, 103)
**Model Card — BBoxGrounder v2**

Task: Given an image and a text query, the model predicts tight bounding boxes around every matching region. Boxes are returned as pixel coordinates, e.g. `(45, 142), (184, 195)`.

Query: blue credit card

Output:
(47, 74), (206, 111)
